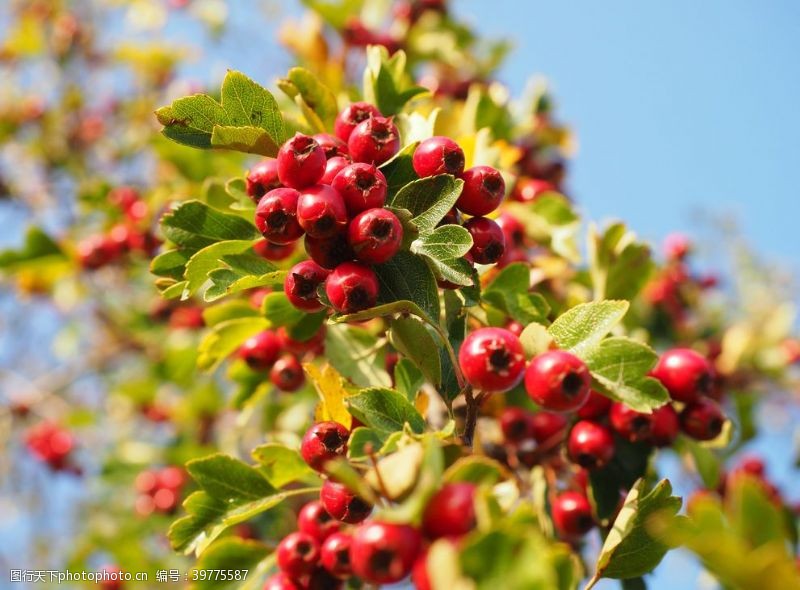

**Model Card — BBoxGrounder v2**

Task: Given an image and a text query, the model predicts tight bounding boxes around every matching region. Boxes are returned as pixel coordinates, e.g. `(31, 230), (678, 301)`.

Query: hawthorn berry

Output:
(320, 532), (354, 578)
(313, 133), (349, 159)
(297, 184), (348, 239)
(422, 483), (477, 539)
(262, 573), (302, 590)
(277, 133), (326, 189)
(284, 260), (330, 312)
(334, 102), (382, 142)
(663, 232), (691, 261)
(609, 403), (653, 443)
(524, 350), (591, 412)
(254, 238), (295, 261)
(495, 211), (526, 250)
(305, 567), (344, 590)
(270, 354), (305, 392)
(552, 491), (594, 538)
(567, 420), (615, 469)
(649, 404), (680, 447)
(458, 327), (526, 392)
(347, 208), (403, 264)
(325, 262), (379, 314)
(412, 136), (465, 178)
(512, 177), (554, 202)
(349, 522), (422, 584)
(411, 552), (432, 590)
(25, 422), (74, 470)
(576, 390), (613, 421)
(238, 330), (281, 371)
(320, 156), (351, 185)
(320, 480), (373, 524)
(298, 501), (341, 542)
(277, 532), (320, 579)
(464, 216), (506, 264)
(304, 233), (355, 270)
(277, 325), (326, 356)
(500, 407), (534, 443)
(77, 235), (118, 270)
(331, 163), (388, 215)
(651, 348), (714, 403)
(347, 116), (400, 165)
(245, 158), (281, 201)
(680, 398), (725, 441)
(254, 187), (304, 244)
(529, 411), (569, 444)
(456, 165), (505, 215)
(301, 421), (349, 471)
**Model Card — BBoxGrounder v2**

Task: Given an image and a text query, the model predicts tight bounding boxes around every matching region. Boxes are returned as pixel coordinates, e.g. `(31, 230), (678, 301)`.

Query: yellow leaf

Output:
(414, 391), (429, 417)
(305, 363), (352, 429)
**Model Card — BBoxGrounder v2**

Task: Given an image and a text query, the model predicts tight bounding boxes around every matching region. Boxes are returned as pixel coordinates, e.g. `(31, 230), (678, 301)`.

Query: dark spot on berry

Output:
(336, 548), (350, 565)
(296, 540), (313, 556)
(443, 149), (465, 173)
(351, 108), (372, 124)
(488, 348), (511, 372)
(508, 419), (527, 439)
(370, 549), (395, 575)
(267, 210), (288, 229)
(482, 173), (503, 193)
(696, 372), (713, 394)
(577, 514), (594, 531)
(511, 229), (524, 247)
(369, 219), (392, 239)
(631, 416), (651, 435)
(355, 173), (375, 192)
(576, 453), (597, 469)
(347, 286), (368, 309)
(294, 137), (319, 156)
(483, 241), (503, 262)
(315, 216), (334, 233)
(320, 429), (345, 450)
(708, 417), (723, 437)
(293, 273), (317, 299)
(562, 371), (585, 397)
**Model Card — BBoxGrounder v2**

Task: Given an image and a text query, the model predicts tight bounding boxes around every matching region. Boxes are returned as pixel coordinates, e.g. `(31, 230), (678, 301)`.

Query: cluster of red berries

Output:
(24, 421), (77, 472)
(134, 466), (186, 516)
(237, 325), (325, 392)
(150, 299), (206, 330)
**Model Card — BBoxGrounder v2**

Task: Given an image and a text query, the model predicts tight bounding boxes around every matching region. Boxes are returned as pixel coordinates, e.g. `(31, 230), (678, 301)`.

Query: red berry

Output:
(512, 178), (555, 202)
(297, 184), (348, 239)
(347, 208), (403, 264)
(663, 233), (691, 261)
(552, 491), (594, 538)
(77, 235), (118, 269)
(313, 133), (349, 159)
(304, 233), (355, 270)
(320, 156), (352, 184)
(576, 390), (612, 420)
(422, 483), (476, 539)
(277, 133), (326, 189)
(529, 411), (568, 444)
(301, 421), (350, 471)
(495, 212), (526, 249)
(347, 116), (400, 165)
(239, 330), (281, 371)
(680, 398), (725, 441)
(284, 260), (330, 312)
(332, 163), (388, 215)
(276, 532), (320, 579)
(246, 159), (281, 201)
(325, 262), (379, 314)
(609, 403), (653, 443)
(500, 407), (534, 443)
(457, 166), (505, 215)
(412, 136), (465, 178)
(277, 325), (326, 356)
(649, 404), (680, 447)
(568, 420), (615, 470)
(320, 480), (373, 524)
(524, 350), (591, 412)
(350, 522), (422, 584)
(458, 327), (526, 392)
(334, 102), (382, 142)
(320, 532), (354, 578)
(108, 185), (140, 210)
(651, 348), (714, 403)
(263, 573), (303, 590)
(411, 552), (432, 590)
(157, 466), (185, 490)
(305, 568), (344, 590)
(298, 501), (341, 542)
(270, 354), (305, 391)
(255, 188), (305, 244)
(464, 217), (505, 265)
(254, 238), (295, 261)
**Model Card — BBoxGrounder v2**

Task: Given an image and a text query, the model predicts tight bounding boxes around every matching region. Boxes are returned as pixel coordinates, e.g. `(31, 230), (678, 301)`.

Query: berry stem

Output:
(461, 387), (484, 447)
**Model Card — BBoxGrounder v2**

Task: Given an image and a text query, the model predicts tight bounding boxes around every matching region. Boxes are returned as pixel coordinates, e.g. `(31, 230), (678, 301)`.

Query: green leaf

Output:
(325, 324), (392, 388)
(380, 142), (419, 199)
(197, 317), (269, 371)
(443, 455), (506, 485)
(411, 224), (474, 286)
(188, 454), (275, 500)
(300, 0), (364, 29)
(189, 539), (271, 590)
(548, 300), (629, 358)
(374, 251), (440, 324)
(348, 427), (385, 459)
(393, 358), (425, 402)
(589, 223), (654, 301)
(346, 387), (425, 439)
(519, 322), (553, 358)
(482, 262), (550, 325)
(389, 175), (465, 233)
(182, 240), (257, 298)
(0, 226), (64, 269)
(362, 46), (428, 116)
(206, 268), (286, 302)
(161, 200), (260, 250)
(588, 438), (653, 521)
(203, 300), (259, 326)
(674, 436), (721, 489)
(389, 316), (442, 387)
(277, 67), (338, 130)
(251, 443), (316, 488)
(151, 249), (192, 280)
(260, 292), (305, 327)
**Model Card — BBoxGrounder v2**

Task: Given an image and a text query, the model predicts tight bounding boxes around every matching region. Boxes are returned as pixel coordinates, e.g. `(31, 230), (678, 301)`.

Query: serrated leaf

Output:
(251, 443), (316, 488)
(589, 223), (654, 301)
(188, 454), (276, 500)
(260, 292), (305, 327)
(483, 262), (550, 324)
(548, 300), (629, 358)
(151, 249), (192, 280)
(411, 224), (474, 286)
(324, 324), (392, 389)
(0, 226), (64, 269)
(278, 67), (338, 130)
(182, 240), (256, 298)
(389, 175), (464, 233)
(362, 46), (428, 116)
(197, 318), (269, 371)
(389, 316), (442, 387)
(393, 358), (425, 402)
(161, 200), (260, 250)
(374, 251), (440, 324)
(346, 387), (425, 439)
(348, 427), (384, 459)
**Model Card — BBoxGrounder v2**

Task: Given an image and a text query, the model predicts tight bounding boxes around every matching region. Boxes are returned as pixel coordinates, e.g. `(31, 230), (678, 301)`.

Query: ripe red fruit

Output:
(568, 420), (615, 469)
(297, 184), (348, 239)
(500, 407), (534, 443)
(576, 390), (612, 420)
(552, 491), (594, 538)
(304, 233), (355, 270)
(325, 262), (379, 314)
(609, 403), (653, 443)
(157, 466), (186, 490)
(77, 235), (118, 270)
(239, 330), (281, 371)
(411, 552), (432, 590)
(262, 573), (303, 590)
(284, 260), (330, 312)
(320, 532), (354, 578)
(463, 216), (506, 265)
(422, 483), (477, 539)
(270, 354), (305, 391)
(254, 188), (304, 244)
(347, 116), (400, 165)
(301, 421), (350, 471)
(525, 350), (591, 412)
(412, 136), (465, 178)
(278, 325), (326, 356)
(254, 238), (295, 261)
(332, 163), (388, 215)
(245, 159), (281, 201)
(276, 531), (320, 579)
(347, 208), (403, 264)
(320, 480), (373, 524)
(649, 404), (680, 447)
(305, 567), (344, 590)
(108, 185), (140, 210)
(334, 102), (382, 142)
(458, 327), (526, 392)
(350, 522), (422, 584)
(457, 166), (505, 215)
(25, 422), (74, 469)
(529, 411), (568, 444)
(320, 156), (352, 184)
(512, 177), (555, 202)
(651, 348), (714, 403)
(663, 232), (691, 261)
(277, 133), (326, 189)
(495, 212), (526, 250)
(298, 501), (341, 542)
(313, 133), (349, 159)
(680, 398), (725, 441)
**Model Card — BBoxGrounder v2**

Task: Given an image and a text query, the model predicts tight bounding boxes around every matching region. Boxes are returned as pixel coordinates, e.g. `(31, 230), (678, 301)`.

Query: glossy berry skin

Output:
(334, 102), (382, 142)
(254, 238), (295, 261)
(277, 133), (326, 189)
(297, 184), (348, 239)
(347, 208), (403, 264)
(576, 390), (613, 420)
(245, 159), (281, 201)
(304, 234), (355, 270)
(320, 480), (373, 524)
(270, 355), (305, 391)
(512, 177), (555, 202)
(332, 163), (388, 215)
(276, 531), (320, 579)
(649, 404), (680, 447)
(305, 568), (344, 590)
(412, 136), (465, 178)
(239, 330), (281, 371)
(456, 166), (505, 215)
(529, 411), (568, 444)
(254, 188), (304, 244)
(320, 532), (354, 578)
(298, 501), (341, 543)
(525, 350), (592, 412)
(325, 262), (379, 314)
(458, 327), (526, 392)
(680, 398), (725, 441)
(301, 421), (349, 472)
(320, 156), (351, 184)
(262, 573), (303, 590)
(350, 522), (422, 584)
(651, 348), (714, 403)
(422, 483), (476, 539)
(284, 260), (330, 312)
(568, 420), (615, 470)
(313, 133), (349, 159)
(463, 216), (506, 265)
(500, 407), (534, 443)
(609, 403), (653, 443)
(347, 116), (400, 165)
(411, 553), (432, 590)
(552, 492), (594, 538)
